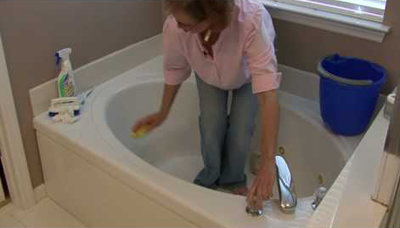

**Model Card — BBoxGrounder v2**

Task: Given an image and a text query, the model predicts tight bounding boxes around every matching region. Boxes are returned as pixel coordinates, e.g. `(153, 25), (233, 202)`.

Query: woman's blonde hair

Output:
(164, 0), (233, 29)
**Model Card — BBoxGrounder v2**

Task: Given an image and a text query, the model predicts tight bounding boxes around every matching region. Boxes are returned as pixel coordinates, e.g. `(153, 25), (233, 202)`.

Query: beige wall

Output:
(273, 0), (400, 93)
(0, 1), (163, 187)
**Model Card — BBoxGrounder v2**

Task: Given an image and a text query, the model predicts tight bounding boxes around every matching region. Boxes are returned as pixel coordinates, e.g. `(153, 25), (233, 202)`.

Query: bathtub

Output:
(34, 57), (359, 227)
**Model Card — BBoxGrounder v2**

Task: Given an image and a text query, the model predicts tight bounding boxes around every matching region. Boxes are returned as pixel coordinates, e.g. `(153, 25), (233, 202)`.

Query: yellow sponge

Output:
(132, 125), (151, 138)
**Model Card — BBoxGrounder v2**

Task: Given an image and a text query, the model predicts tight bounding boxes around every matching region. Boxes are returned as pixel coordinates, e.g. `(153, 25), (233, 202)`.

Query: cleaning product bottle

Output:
(384, 87), (397, 120)
(55, 48), (76, 97)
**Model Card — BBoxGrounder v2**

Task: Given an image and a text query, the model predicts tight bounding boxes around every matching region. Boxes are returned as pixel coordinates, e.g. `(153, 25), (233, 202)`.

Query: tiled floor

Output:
(0, 198), (86, 227)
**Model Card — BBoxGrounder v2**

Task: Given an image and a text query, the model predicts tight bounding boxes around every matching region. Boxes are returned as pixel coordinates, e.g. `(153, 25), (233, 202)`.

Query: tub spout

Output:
(275, 155), (297, 214)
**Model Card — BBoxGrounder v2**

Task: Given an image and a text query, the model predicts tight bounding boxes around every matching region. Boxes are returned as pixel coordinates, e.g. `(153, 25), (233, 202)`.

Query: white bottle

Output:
(384, 88), (397, 120)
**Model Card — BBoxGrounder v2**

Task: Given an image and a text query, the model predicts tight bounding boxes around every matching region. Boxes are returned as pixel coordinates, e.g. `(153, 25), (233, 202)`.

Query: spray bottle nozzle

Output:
(55, 48), (72, 66)
(55, 53), (62, 66)
(56, 48), (72, 60)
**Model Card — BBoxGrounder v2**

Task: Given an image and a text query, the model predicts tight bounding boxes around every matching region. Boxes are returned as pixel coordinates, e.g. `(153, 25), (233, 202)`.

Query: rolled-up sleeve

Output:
(244, 12), (281, 94)
(163, 17), (192, 85)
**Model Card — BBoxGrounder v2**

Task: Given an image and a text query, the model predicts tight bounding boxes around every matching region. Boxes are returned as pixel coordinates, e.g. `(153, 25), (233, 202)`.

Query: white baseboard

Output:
(33, 184), (47, 203)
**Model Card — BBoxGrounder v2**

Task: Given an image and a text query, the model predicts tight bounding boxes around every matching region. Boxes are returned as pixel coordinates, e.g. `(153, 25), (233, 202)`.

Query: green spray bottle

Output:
(56, 48), (76, 97)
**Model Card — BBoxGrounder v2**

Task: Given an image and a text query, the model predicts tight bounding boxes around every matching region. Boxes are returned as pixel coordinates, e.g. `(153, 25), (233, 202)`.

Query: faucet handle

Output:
(245, 193), (264, 217)
(315, 186), (327, 199)
(245, 205), (263, 217)
(311, 186), (328, 210)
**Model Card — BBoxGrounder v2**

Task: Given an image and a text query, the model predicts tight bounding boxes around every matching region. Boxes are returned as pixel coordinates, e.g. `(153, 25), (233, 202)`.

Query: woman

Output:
(133, 0), (281, 210)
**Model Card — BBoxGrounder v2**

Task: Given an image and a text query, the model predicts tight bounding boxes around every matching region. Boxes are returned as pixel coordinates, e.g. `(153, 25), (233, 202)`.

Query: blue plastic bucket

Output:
(319, 54), (387, 136)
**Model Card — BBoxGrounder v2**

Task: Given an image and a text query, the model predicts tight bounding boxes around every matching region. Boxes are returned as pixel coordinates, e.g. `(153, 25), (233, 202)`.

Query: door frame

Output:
(0, 32), (36, 209)
(383, 88), (400, 226)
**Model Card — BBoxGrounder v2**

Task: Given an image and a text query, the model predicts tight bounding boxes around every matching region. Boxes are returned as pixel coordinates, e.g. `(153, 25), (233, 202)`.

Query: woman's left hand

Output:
(247, 158), (276, 210)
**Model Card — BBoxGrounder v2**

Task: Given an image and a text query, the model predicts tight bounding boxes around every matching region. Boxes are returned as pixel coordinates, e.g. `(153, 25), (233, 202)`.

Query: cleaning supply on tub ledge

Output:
(56, 48), (76, 98)
(384, 88), (397, 120)
(77, 86), (95, 106)
(48, 97), (81, 124)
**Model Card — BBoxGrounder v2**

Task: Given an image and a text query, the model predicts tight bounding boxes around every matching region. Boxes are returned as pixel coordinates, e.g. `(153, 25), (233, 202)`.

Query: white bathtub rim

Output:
(89, 72), (352, 225)
(33, 70), (354, 228)
(34, 121), (316, 228)
(33, 89), (263, 227)
(33, 98), (310, 226)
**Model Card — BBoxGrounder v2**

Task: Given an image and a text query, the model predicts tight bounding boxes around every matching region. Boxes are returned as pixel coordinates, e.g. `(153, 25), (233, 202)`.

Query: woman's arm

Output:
(258, 89), (279, 170)
(160, 83), (182, 117)
(248, 89), (280, 209)
(133, 83), (181, 133)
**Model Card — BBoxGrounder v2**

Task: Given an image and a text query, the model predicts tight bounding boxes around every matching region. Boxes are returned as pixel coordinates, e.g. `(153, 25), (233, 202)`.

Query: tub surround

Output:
(33, 61), (331, 227)
(31, 35), (387, 227)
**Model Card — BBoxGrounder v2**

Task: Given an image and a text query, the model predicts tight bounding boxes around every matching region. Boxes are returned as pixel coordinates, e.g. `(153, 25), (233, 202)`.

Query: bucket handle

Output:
(317, 61), (374, 86)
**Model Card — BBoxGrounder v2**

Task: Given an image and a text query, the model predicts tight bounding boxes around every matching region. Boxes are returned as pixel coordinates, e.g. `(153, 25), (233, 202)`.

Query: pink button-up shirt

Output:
(163, 0), (281, 94)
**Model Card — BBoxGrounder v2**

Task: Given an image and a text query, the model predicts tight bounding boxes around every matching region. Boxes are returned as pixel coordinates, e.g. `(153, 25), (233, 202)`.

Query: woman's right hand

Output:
(132, 112), (167, 134)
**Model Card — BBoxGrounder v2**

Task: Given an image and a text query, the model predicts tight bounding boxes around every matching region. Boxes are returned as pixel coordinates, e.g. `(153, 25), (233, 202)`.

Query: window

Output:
(272, 0), (387, 22)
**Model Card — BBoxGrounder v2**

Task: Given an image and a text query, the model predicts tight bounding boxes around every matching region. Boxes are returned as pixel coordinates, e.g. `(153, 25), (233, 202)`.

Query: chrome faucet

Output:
(246, 154), (297, 216)
(275, 155), (297, 214)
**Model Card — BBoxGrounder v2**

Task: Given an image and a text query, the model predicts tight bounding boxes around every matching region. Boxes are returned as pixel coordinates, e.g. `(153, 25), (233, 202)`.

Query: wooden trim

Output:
(262, 0), (390, 43)
(34, 184), (47, 203)
(0, 32), (36, 209)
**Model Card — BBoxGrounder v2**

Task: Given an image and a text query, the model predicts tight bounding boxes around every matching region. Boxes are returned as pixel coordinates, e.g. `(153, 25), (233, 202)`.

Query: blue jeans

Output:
(194, 76), (258, 189)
